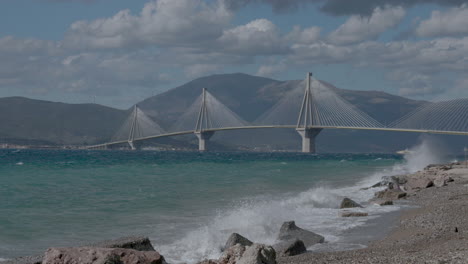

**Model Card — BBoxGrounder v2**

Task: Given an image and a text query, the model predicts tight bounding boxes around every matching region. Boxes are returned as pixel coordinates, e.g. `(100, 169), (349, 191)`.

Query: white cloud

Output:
(63, 0), (232, 50)
(218, 18), (289, 55)
(415, 5), (468, 38)
(328, 6), (406, 45)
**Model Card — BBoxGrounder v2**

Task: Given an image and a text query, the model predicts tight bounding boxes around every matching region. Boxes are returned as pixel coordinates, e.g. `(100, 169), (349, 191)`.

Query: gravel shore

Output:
(279, 163), (468, 264)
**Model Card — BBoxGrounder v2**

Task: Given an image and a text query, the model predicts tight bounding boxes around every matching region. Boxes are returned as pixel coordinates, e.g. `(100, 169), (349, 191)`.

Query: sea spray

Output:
(156, 140), (448, 264)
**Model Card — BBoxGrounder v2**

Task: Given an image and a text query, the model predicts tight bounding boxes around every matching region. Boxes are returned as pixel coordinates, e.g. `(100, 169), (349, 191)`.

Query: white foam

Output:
(155, 139), (446, 264)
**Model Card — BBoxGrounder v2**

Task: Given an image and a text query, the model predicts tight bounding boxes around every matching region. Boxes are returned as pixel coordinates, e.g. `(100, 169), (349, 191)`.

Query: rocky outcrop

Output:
(42, 247), (166, 264)
(375, 189), (407, 200)
(272, 239), (306, 257)
(236, 244), (276, 264)
(340, 198), (363, 209)
(201, 243), (276, 264)
(224, 233), (253, 250)
(1, 237), (157, 264)
(341, 212), (369, 217)
(93, 236), (155, 252)
(277, 221), (324, 247)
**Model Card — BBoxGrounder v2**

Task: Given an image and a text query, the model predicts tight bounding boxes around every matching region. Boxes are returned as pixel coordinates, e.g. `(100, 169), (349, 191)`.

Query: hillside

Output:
(1, 74), (465, 153)
(0, 97), (127, 145)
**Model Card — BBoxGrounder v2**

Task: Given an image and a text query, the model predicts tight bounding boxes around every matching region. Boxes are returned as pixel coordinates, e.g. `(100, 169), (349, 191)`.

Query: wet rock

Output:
(218, 244), (245, 264)
(341, 212), (369, 217)
(340, 198), (363, 209)
(277, 221), (324, 247)
(236, 244), (276, 264)
(375, 189), (407, 200)
(217, 243), (276, 264)
(273, 239), (306, 257)
(93, 236), (155, 251)
(224, 233), (253, 250)
(42, 247), (166, 264)
(378, 200), (393, 206)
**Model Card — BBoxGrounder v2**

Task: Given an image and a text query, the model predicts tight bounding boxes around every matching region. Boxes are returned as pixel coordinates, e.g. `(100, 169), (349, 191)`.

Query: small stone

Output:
(378, 200), (393, 206)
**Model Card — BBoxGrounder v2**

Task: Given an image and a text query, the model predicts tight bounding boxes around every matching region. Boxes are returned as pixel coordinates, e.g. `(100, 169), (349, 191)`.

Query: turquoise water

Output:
(0, 150), (407, 262)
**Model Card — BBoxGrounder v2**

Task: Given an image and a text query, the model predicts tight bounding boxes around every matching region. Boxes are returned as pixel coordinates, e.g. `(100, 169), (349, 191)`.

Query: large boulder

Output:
(236, 244), (276, 264)
(93, 236), (155, 251)
(375, 189), (407, 200)
(224, 233), (253, 250)
(404, 177), (434, 191)
(42, 247), (166, 264)
(433, 175), (454, 188)
(339, 198), (363, 209)
(1, 237), (156, 264)
(277, 221), (324, 247)
(216, 243), (276, 264)
(272, 239), (306, 257)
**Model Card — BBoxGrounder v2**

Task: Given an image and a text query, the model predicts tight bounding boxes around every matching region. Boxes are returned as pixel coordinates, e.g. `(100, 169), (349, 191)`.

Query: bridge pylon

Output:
(194, 88), (215, 151)
(296, 72), (322, 153)
(128, 105), (138, 150)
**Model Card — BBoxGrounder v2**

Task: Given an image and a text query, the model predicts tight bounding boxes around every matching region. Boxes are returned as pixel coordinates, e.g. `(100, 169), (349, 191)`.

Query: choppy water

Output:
(0, 142), (449, 263)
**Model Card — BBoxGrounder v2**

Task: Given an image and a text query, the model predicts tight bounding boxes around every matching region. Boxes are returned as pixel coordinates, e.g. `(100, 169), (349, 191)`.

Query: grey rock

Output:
(237, 244), (276, 264)
(273, 239), (306, 257)
(42, 247), (166, 264)
(224, 233), (253, 250)
(340, 198), (363, 209)
(378, 200), (393, 206)
(92, 236), (155, 252)
(277, 221), (324, 247)
(0, 237), (156, 264)
(217, 243), (276, 264)
(375, 189), (407, 200)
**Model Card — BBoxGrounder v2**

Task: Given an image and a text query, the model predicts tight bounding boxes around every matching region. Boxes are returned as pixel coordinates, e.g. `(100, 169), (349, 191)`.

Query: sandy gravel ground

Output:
(279, 164), (468, 264)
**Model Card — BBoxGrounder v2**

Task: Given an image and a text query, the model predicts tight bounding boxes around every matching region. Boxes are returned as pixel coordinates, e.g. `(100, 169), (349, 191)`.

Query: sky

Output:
(1, 0), (468, 109)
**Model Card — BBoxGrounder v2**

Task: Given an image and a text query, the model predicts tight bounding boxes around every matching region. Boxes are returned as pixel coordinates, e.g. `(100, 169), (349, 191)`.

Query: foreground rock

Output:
(42, 247), (166, 264)
(339, 198), (363, 209)
(341, 212), (368, 217)
(277, 221), (324, 247)
(272, 239), (306, 257)
(224, 233), (253, 250)
(0, 237), (157, 264)
(375, 189), (407, 200)
(92, 236), (155, 251)
(200, 243), (276, 264)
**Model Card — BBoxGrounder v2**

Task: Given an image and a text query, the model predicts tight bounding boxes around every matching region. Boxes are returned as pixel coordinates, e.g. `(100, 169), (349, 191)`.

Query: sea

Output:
(0, 140), (452, 263)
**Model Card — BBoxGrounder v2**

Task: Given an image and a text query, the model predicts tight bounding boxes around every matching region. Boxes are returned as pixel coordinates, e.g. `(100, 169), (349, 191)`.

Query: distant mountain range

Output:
(1, 73), (466, 153)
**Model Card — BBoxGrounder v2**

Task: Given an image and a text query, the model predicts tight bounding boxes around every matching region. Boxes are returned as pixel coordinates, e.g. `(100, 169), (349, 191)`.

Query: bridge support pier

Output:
(128, 140), (137, 151)
(296, 128), (322, 153)
(195, 131), (215, 151)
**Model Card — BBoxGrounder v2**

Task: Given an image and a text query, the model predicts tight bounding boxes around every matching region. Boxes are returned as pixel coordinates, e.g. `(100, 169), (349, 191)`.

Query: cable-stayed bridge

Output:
(88, 73), (468, 153)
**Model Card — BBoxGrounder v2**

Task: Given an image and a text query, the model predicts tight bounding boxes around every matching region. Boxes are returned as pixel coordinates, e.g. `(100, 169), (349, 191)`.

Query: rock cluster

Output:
(42, 247), (165, 264)
(1, 237), (163, 264)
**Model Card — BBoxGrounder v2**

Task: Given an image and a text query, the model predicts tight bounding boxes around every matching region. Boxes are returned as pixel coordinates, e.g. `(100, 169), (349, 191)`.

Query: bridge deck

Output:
(87, 126), (468, 149)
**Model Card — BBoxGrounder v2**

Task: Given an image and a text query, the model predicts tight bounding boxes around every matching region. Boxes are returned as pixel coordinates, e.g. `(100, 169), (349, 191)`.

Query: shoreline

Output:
(279, 162), (468, 263)
(3, 161), (467, 264)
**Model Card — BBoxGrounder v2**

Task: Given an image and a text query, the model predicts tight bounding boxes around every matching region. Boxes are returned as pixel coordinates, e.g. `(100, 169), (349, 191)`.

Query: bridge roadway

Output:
(87, 125), (468, 149)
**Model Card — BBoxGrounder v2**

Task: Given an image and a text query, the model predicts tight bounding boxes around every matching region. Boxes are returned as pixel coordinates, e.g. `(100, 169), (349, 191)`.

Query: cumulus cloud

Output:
(328, 6), (406, 45)
(415, 5), (468, 38)
(218, 19), (290, 55)
(63, 0), (232, 50)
